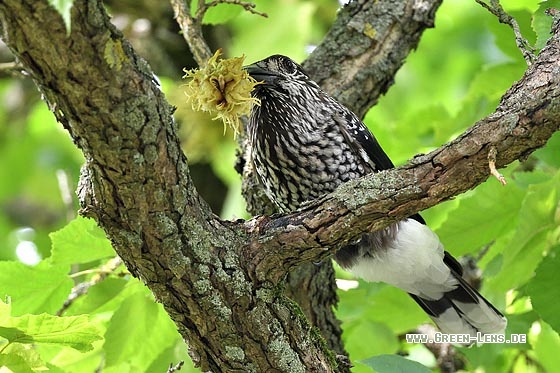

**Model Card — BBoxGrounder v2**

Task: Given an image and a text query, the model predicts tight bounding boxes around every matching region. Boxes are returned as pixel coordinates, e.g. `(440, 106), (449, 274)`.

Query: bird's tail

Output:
(409, 266), (507, 342)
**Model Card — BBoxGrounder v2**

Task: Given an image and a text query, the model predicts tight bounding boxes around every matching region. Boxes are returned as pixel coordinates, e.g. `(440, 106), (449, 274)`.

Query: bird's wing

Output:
(333, 106), (427, 225)
(333, 108), (395, 172)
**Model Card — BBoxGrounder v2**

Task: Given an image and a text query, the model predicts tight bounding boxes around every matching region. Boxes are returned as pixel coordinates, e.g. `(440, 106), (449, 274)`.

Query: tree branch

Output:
(200, 0), (267, 19)
(170, 0), (212, 65)
(170, 0), (267, 66)
(475, 0), (536, 65)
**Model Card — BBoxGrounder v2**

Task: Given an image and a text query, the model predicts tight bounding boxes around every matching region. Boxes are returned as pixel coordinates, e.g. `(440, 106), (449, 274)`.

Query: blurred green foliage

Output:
(1, 0), (559, 372)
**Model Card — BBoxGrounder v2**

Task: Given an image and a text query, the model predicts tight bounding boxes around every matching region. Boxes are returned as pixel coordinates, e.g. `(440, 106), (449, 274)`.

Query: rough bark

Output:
(0, 1), (336, 371)
(0, 1), (559, 373)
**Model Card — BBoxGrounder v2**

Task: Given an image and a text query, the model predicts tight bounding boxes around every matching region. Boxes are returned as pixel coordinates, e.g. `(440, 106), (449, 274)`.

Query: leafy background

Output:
(1, 0), (560, 372)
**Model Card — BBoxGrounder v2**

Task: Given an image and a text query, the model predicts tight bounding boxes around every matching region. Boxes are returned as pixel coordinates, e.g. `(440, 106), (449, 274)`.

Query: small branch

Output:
(57, 256), (123, 316)
(475, 0), (536, 65)
(0, 61), (27, 77)
(169, 0), (212, 65)
(199, 0), (267, 19)
(488, 146), (507, 185)
(170, 0), (266, 66)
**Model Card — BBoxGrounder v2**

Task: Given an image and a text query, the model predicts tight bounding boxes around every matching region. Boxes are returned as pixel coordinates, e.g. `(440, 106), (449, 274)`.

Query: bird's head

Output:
(244, 55), (319, 98)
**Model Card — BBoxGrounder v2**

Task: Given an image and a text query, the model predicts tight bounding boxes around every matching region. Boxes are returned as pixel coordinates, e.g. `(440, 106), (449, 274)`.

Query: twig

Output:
(57, 256), (124, 316)
(170, 0), (266, 66)
(170, 0), (212, 65)
(0, 62), (27, 77)
(475, 0), (536, 65)
(488, 146), (507, 185)
(199, 0), (267, 19)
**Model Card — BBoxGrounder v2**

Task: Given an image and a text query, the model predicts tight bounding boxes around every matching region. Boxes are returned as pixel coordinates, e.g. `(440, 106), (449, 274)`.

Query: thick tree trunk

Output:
(0, 1), (335, 371)
(1, 0), (559, 372)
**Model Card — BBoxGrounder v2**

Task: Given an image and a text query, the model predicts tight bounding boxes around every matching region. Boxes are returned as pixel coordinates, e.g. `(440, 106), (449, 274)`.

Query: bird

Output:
(244, 54), (507, 341)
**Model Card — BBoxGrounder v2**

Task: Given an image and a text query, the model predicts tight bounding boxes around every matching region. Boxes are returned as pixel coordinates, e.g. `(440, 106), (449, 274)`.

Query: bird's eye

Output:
(281, 58), (298, 75)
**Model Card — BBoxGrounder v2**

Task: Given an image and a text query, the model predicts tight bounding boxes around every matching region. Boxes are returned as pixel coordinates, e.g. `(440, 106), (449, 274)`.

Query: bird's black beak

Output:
(244, 64), (278, 84)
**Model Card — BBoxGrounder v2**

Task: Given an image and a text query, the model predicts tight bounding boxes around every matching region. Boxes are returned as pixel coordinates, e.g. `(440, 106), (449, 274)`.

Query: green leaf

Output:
(533, 131), (560, 168)
(403, 344), (436, 369)
(35, 333), (107, 372)
(365, 288), (428, 334)
(0, 353), (35, 373)
(0, 300), (102, 352)
(436, 174), (525, 256)
(103, 290), (179, 369)
(0, 261), (73, 315)
(486, 173), (560, 292)
(465, 63), (525, 103)
(512, 170), (556, 189)
(363, 286), (428, 334)
(528, 247), (560, 333)
(0, 326), (32, 343)
(385, 105), (452, 165)
(146, 338), (193, 373)
(49, 216), (115, 266)
(64, 277), (128, 316)
(503, 312), (534, 350)
(203, 3), (244, 25)
(23, 314), (101, 351)
(0, 298), (10, 324)
(458, 342), (509, 372)
(342, 319), (399, 360)
(486, 231), (548, 294)
(0, 341), (47, 371)
(532, 0), (560, 50)
(532, 321), (560, 373)
(48, 0), (74, 34)
(500, 0), (539, 12)
(360, 354), (431, 373)
(3, 318), (100, 352)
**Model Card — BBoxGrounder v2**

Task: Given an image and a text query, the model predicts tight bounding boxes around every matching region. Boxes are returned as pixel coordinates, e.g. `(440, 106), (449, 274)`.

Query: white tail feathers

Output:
(343, 219), (507, 342)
